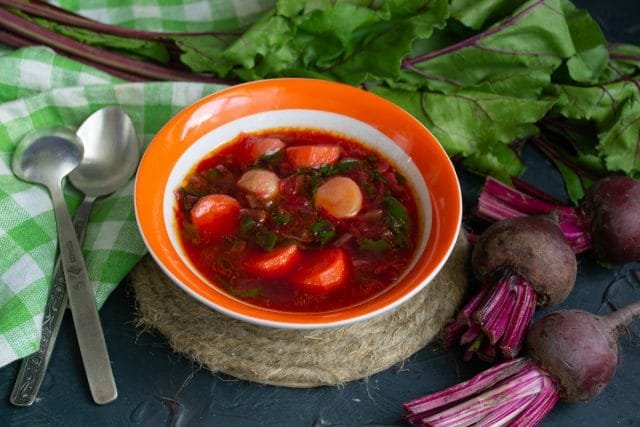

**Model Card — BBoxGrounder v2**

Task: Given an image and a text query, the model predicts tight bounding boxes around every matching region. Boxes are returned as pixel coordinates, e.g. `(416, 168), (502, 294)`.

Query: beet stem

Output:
(483, 287), (516, 345)
(460, 324), (482, 346)
(506, 374), (560, 426)
(473, 394), (535, 426)
(476, 177), (593, 254)
(0, 8), (234, 83)
(0, 0), (241, 38)
(444, 272), (538, 361)
(403, 360), (560, 427)
(499, 283), (538, 358)
(420, 365), (544, 427)
(459, 286), (492, 322)
(403, 358), (528, 414)
(473, 276), (511, 326)
(440, 320), (466, 347)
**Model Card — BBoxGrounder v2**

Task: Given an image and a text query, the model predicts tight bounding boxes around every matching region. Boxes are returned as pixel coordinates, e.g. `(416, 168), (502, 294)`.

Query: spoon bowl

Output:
(12, 128), (83, 186)
(71, 107), (139, 197)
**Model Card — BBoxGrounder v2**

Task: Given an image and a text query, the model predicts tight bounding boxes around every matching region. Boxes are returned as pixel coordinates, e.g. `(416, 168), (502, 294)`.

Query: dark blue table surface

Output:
(2, 2), (639, 426)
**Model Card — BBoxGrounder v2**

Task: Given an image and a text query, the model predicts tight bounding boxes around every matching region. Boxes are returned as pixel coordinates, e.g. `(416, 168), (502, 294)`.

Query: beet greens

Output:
(405, 300), (640, 426)
(0, 0), (638, 186)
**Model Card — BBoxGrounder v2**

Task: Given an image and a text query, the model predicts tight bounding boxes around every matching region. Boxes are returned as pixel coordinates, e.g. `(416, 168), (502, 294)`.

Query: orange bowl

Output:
(134, 78), (461, 328)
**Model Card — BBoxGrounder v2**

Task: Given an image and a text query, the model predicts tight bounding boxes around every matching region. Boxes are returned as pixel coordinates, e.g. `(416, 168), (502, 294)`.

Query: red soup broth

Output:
(174, 128), (421, 312)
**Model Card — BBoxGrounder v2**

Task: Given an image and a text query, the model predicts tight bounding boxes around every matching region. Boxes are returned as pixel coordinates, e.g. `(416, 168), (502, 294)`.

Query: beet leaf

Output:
(371, 86), (554, 180)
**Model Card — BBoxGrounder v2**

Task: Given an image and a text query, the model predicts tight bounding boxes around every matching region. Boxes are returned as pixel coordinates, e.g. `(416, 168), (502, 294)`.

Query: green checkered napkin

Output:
(0, 0), (274, 367)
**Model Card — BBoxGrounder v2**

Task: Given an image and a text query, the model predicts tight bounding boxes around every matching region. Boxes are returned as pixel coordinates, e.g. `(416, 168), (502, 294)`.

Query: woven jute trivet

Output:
(131, 231), (469, 387)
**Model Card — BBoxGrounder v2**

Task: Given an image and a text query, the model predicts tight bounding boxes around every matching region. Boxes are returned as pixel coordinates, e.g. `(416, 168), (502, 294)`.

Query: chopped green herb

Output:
(317, 158), (360, 176)
(215, 275), (260, 299)
(309, 219), (336, 245)
(383, 196), (410, 247)
(203, 168), (219, 181)
(272, 212), (292, 225)
(255, 227), (278, 251)
(308, 174), (322, 196)
(394, 172), (407, 185)
(358, 238), (391, 252)
(181, 185), (205, 197)
(240, 216), (257, 234)
(372, 170), (391, 185)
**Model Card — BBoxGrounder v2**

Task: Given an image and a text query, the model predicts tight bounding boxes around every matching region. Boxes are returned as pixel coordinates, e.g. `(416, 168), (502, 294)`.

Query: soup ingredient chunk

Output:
(237, 168), (281, 200)
(314, 176), (363, 218)
(250, 137), (285, 161)
(292, 247), (349, 294)
(190, 194), (241, 241)
(286, 144), (341, 168)
(244, 244), (301, 278)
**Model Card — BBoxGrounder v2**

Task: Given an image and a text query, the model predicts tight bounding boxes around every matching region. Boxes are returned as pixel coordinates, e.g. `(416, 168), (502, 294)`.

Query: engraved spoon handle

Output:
(50, 185), (116, 405)
(10, 196), (94, 406)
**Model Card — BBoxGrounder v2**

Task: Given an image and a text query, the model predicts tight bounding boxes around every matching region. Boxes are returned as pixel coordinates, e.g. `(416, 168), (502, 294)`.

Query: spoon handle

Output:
(10, 197), (94, 406)
(49, 187), (117, 405)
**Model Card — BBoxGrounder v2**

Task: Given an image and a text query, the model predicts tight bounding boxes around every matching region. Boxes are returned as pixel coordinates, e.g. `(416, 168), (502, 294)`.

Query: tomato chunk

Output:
(292, 248), (350, 294)
(190, 194), (241, 241)
(286, 145), (341, 168)
(250, 137), (285, 160)
(314, 176), (363, 218)
(244, 244), (301, 278)
(237, 168), (281, 200)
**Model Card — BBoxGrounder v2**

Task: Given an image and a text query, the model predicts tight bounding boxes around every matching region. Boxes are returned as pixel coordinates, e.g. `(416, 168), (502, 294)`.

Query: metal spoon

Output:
(10, 108), (139, 406)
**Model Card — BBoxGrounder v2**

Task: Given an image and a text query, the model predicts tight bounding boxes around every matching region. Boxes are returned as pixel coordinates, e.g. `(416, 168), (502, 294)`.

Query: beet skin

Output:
(581, 176), (640, 264)
(472, 216), (577, 307)
(525, 310), (618, 402)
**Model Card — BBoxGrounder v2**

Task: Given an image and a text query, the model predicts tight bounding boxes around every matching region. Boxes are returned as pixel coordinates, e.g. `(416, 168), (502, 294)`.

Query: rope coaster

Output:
(131, 231), (469, 387)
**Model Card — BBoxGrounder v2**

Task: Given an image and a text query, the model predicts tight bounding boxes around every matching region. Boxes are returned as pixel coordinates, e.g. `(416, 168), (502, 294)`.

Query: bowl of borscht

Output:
(135, 78), (461, 329)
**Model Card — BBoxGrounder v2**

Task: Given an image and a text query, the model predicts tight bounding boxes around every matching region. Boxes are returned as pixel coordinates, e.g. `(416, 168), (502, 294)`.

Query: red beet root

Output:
(404, 300), (640, 426)
(581, 176), (640, 264)
(443, 216), (576, 361)
(472, 216), (576, 307)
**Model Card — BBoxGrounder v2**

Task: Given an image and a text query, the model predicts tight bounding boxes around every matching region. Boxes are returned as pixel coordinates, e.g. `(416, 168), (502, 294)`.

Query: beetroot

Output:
(580, 176), (640, 264)
(443, 216), (577, 361)
(404, 300), (640, 426)
(476, 175), (640, 264)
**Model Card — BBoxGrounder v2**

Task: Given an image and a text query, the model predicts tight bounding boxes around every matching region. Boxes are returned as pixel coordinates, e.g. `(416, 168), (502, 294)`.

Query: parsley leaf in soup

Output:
(310, 220), (336, 245)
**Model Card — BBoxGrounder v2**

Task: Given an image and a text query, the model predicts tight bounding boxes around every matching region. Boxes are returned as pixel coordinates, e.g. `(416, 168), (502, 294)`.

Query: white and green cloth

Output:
(0, 0), (274, 368)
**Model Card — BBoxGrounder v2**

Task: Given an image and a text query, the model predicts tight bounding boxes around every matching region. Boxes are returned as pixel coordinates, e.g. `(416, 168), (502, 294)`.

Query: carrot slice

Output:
(250, 137), (285, 160)
(244, 244), (301, 278)
(190, 194), (241, 242)
(286, 145), (341, 168)
(237, 168), (281, 200)
(314, 176), (363, 218)
(292, 247), (350, 294)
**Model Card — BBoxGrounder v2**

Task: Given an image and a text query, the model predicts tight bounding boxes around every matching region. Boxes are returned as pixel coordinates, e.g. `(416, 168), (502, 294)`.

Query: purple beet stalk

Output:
(404, 358), (559, 427)
(477, 174), (640, 265)
(442, 273), (538, 361)
(476, 176), (592, 254)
